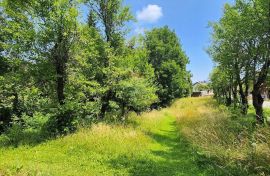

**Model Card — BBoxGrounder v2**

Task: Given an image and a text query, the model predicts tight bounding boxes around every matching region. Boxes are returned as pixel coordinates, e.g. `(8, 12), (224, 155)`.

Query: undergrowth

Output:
(1, 97), (269, 175)
(173, 97), (270, 176)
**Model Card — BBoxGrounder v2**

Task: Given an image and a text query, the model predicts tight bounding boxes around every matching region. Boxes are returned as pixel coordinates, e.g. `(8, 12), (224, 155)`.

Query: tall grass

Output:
(0, 122), (151, 175)
(1, 97), (270, 175)
(0, 108), (176, 175)
(173, 97), (270, 175)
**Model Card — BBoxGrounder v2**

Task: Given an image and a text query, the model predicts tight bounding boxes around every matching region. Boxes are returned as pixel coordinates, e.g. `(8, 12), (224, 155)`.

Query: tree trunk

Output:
(56, 63), (65, 105)
(99, 99), (109, 119)
(251, 59), (270, 124)
(235, 64), (249, 115)
(252, 1), (270, 124)
(232, 83), (238, 108)
(241, 95), (248, 115)
(12, 92), (19, 116)
(120, 102), (126, 117)
(244, 71), (249, 115)
(239, 88), (248, 115)
(99, 90), (113, 119)
(226, 88), (232, 106)
(53, 37), (68, 105)
(238, 80), (248, 114)
(252, 89), (264, 124)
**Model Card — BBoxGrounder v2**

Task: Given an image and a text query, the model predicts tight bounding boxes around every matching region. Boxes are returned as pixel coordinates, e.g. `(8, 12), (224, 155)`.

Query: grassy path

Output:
(139, 113), (208, 176)
(0, 99), (213, 176)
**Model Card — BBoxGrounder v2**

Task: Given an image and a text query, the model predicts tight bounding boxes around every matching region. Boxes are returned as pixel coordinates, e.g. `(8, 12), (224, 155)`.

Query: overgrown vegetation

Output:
(209, 0), (270, 123)
(0, 98), (205, 176)
(0, 0), (191, 137)
(2, 0), (270, 175)
(173, 97), (270, 175)
(1, 97), (269, 175)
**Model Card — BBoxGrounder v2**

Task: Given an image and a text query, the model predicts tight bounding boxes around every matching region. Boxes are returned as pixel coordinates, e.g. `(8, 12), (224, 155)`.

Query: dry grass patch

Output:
(172, 97), (270, 175)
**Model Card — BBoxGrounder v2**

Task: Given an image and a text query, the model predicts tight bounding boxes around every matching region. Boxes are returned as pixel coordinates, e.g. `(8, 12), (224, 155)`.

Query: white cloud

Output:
(136, 4), (163, 23)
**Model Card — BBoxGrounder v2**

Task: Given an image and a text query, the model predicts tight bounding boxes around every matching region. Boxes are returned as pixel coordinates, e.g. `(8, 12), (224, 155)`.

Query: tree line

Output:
(209, 0), (270, 124)
(0, 0), (191, 135)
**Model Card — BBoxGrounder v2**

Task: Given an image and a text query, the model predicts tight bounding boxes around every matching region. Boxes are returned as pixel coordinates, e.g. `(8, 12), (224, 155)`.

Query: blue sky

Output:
(124, 0), (234, 82)
(81, 0), (234, 82)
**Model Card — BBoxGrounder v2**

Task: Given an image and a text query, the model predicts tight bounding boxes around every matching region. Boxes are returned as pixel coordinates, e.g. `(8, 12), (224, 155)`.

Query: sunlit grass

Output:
(1, 97), (270, 175)
(174, 97), (270, 175)
(0, 121), (154, 175)
(0, 103), (205, 176)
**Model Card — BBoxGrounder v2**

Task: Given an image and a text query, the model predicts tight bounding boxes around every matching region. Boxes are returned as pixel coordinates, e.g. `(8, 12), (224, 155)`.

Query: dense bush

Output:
(0, 112), (50, 146)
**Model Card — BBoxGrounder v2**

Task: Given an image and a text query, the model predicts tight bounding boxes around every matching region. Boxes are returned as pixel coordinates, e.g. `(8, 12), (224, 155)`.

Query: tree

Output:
(0, 0), (36, 117)
(85, 0), (134, 118)
(210, 67), (233, 105)
(0, 0), (44, 133)
(0, 0), (191, 136)
(209, 6), (250, 112)
(33, 0), (79, 105)
(145, 26), (191, 105)
(209, 0), (270, 123)
(86, 0), (133, 51)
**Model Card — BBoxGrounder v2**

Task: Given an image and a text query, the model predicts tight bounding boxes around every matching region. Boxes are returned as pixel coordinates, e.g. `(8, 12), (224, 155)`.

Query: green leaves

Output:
(0, 0), (191, 134)
(145, 26), (192, 105)
(115, 77), (158, 111)
(86, 0), (133, 50)
(209, 0), (270, 119)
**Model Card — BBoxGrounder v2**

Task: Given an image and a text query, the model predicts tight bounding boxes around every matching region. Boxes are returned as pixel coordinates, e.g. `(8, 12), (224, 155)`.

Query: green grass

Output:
(173, 97), (270, 176)
(0, 100), (214, 176)
(1, 97), (269, 175)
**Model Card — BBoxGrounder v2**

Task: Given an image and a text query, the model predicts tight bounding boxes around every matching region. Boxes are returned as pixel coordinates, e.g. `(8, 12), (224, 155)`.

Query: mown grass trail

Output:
(1, 97), (247, 175)
(123, 113), (208, 176)
(0, 111), (207, 175)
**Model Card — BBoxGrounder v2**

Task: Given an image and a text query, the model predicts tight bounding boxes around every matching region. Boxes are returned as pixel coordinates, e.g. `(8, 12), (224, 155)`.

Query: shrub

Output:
(0, 112), (50, 146)
(44, 108), (78, 136)
(0, 107), (12, 133)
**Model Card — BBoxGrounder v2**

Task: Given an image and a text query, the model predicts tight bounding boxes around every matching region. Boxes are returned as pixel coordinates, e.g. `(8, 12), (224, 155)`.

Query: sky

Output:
(81, 0), (234, 83)
(123, 0), (234, 83)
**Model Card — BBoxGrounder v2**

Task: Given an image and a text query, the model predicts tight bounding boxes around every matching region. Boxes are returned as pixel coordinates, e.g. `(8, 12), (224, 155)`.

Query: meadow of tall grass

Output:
(0, 117), (156, 175)
(1, 97), (270, 175)
(172, 97), (270, 175)
(0, 104), (196, 175)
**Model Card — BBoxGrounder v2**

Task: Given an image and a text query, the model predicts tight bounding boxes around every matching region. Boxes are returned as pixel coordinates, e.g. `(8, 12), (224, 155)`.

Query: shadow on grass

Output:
(0, 115), (141, 148)
(0, 129), (54, 148)
(108, 121), (252, 176)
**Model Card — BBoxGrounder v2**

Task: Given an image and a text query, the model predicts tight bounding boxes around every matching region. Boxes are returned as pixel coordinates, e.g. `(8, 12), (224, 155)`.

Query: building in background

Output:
(192, 81), (213, 97)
